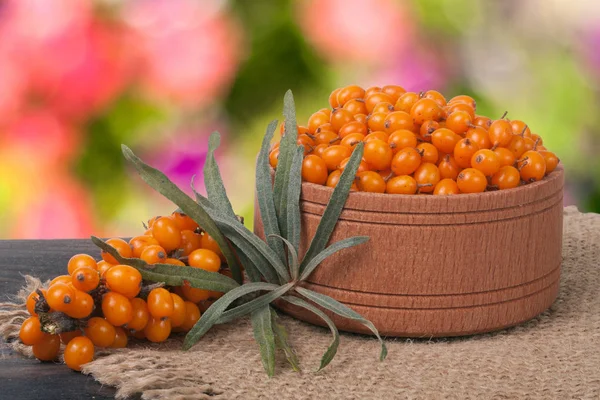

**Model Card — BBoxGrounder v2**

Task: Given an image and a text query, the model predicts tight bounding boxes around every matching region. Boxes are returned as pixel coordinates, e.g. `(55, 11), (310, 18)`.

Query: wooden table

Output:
(0, 240), (118, 400)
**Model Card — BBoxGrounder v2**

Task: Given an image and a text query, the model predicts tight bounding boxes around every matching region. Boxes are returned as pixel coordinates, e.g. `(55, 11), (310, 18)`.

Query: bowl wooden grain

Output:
(254, 167), (564, 337)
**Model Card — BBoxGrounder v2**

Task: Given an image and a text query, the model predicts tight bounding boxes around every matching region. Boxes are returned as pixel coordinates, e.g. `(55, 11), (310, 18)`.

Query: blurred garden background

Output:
(0, 0), (598, 239)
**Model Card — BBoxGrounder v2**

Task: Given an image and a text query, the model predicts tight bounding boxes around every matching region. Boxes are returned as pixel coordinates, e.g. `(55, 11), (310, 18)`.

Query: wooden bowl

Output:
(254, 167), (564, 337)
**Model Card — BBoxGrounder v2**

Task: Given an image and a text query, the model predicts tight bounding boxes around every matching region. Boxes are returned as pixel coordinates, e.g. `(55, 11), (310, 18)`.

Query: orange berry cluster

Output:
(19, 211), (229, 371)
(270, 85), (560, 194)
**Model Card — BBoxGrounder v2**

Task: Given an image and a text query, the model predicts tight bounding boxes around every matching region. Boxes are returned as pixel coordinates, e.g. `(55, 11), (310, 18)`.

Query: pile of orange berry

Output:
(270, 85), (560, 194)
(19, 211), (229, 371)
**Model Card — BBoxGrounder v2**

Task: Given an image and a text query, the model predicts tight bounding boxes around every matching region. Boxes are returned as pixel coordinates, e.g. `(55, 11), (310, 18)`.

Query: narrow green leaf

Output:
(251, 306), (276, 377)
(91, 236), (238, 292)
(121, 145), (243, 284)
(273, 90), (299, 234)
(203, 132), (236, 217)
(298, 142), (364, 275)
(299, 236), (370, 282)
(183, 282), (281, 350)
(282, 295), (339, 371)
(270, 308), (301, 372)
(216, 282), (293, 324)
(286, 145), (304, 257)
(255, 119), (285, 262)
(268, 235), (298, 281)
(295, 287), (387, 361)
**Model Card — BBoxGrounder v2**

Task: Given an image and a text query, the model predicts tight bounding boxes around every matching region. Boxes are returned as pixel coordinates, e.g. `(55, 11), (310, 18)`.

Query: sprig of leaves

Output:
(99, 90), (386, 376)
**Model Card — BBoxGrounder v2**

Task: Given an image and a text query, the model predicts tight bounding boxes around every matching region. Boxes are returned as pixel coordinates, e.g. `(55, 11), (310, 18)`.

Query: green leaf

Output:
(282, 295), (339, 371)
(268, 235), (299, 280)
(295, 287), (387, 361)
(255, 119), (286, 262)
(251, 306), (276, 377)
(286, 145), (304, 257)
(91, 236), (239, 292)
(121, 145), (243, 285)
(298, 142), (364, 275)
(183, 282), (281, 350)
(271, 308), (301, 372)
(203, 132), (236, 218)
(216, 282), (294, 324)
(299, 236), (370, 282)
(273, 90), (299, 235)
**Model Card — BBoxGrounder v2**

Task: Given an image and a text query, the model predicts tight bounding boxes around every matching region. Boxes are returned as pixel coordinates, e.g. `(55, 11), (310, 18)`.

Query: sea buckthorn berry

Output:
(364, 131), (389, 142)
(364, 92), (394, 113)
(297, 135), (315, 155)
(381, 85), (406, 102)
(414, 163), (441, 193)
(59, 330), (82, 345)
(457, 168), (487, 193)
(311, 143), (328, 158)
(50, 275), (72, 286)
(199, 234), (224, 261)
(322, 145), (352, 171)
(32, 334), (60, 361)
(410, 98), (443, 125)
(531, 133), (543, 146)
(170, 293), (186, 328)
(338, 157), (369, 173)
(164, 258), (186, 266)
(493, 147), (516, 167)
(105, 265), (142, 298)
(434, 179), (460, 195)
(384, 111), (415, 134)
(144, 316), (171, 343)
(127, 298), (150, 331)
(363, 139), (393, 170)
(147, 216), (160, 228)
(102, 238), (132, 264)
(181, 284), (210, 303)
(337, 85), (365, 106)
(338, 121), (368, 138)
(416, 142), (439, 164)
(354, 113), (368, 124)
(181, 302), (201, 331)
(518, 150), (546, 182)
(269, 148), (279, 168)
(510, 120), (531, 137)
(386, 175), (417, 194)
(388, 130), (417, 153)
(302, 154), (329, 185)
(343, 98), (368, 116)
(326, 170), (342, 188)
(491, 166), (521, 190)
(67, 254), (98, 275)
(46, 282), (76, 313)
(20, 316), (45, 345)
(330, 108), (354, 132)
(507, 134), (527, 158)
(445, 102), (475, 120)
(102, 292), (133, 327)
(355, 171), (386, 193)
(539, 150), (559, 173)
(147, 288), (174, 318)
(67, 290), (95, 319)
(438, 154), (460, 180)
(189, 249), (222, 272)
(448, 94), (476, 110)
(180, 230), (202, 257)
(110, 327), (128, 349)
(308, 111), (330, 134)
(340, 133), (365, 149)
(129, 235), (160, 258)
(71, 266), (100, 292)
(465, 126), (492, 149)
(454, 138), (480, 169)
(431, 128), (461, 154)
(488, 119), (514, 147)
(445, 110), (472, 135)
(84, 317), (116, 347)
(391, 147), (421, 175)
(140, 244), (168, 265)
(328, 88), (342, 109)
(170, 212), (199, 232)
(471, 149), (501, 176)
(367, 112), (388, 132)
(473, 115), (492, 129)
(371, 102), (394, 115)
(152, 216), (182, 253)
(420, 120), (439, 139)
(64, 336), (94, 371)
(26, 290), (46, 316)
(423, 90), (447, 107)
(522, 136), (536, 152)
(131, 329), (146, 340)
(394, 92), (420, 114)
(365, 86), (382, 97)
(97, 260), (112, 278)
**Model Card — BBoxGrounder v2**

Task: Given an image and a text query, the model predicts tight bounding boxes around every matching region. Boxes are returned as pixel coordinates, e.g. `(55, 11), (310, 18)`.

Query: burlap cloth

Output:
(1, 206), (599, 399)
